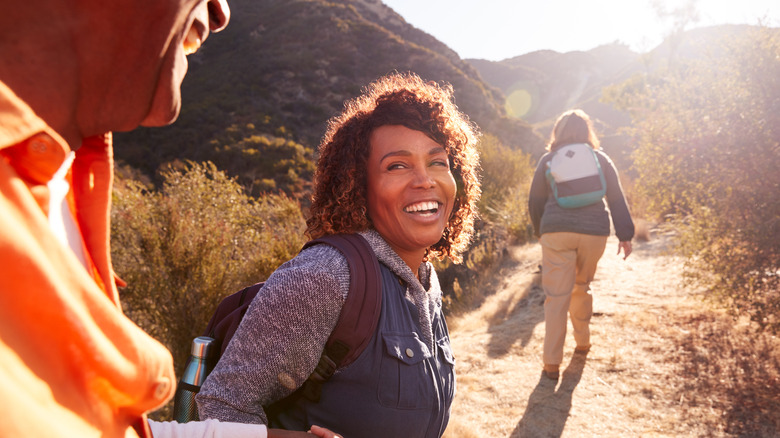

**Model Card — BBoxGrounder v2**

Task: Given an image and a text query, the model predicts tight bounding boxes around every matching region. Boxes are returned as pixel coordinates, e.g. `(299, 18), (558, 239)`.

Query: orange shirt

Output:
(0, 81), (175, 437)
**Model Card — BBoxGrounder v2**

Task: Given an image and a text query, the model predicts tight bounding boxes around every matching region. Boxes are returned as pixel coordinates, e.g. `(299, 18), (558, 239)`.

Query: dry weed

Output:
(660, 312), (780, 436)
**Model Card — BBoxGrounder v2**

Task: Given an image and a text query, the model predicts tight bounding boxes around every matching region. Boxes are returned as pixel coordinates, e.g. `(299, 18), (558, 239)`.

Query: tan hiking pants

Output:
(540, 232), (608, 366)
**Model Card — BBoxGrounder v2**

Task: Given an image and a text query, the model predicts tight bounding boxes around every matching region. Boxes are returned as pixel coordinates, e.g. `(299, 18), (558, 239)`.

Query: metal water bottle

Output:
(173, 336), (215, 423)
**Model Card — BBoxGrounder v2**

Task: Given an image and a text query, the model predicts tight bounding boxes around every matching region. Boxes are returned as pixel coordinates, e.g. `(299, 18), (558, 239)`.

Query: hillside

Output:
(113, 0), (544, 184)
(468, 44), (638, 127)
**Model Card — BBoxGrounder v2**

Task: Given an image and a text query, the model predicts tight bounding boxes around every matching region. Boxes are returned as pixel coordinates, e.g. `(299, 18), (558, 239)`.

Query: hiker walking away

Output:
(0, 0), (339, 437)
(196, 72), (482, 438)
(528, 109), (634, 381)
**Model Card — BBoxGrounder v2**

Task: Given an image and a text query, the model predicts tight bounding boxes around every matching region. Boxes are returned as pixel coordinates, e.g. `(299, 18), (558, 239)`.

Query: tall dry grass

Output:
(661, 312), (780, 436)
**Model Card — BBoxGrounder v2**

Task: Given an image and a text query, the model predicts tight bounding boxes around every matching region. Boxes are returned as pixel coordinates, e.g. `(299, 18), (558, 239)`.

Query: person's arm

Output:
(271, 426), (342, 438)
(598, 152), (634, 244)
(196, 246), (349, 425)
(528, 155), (550, 237)
(148, 418), (266, 438)
(148, 419), (342, 438)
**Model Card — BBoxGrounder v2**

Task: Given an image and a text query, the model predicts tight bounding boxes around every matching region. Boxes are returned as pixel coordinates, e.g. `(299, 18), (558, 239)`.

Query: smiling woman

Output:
(196, 72), (481, 437)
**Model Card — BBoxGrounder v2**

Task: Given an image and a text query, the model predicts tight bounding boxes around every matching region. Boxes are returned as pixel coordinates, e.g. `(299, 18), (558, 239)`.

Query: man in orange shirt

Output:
(0, 1), (338, 437)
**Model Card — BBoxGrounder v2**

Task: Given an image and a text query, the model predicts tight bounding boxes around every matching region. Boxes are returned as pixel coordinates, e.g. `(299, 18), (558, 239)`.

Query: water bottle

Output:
(173, 336), (215, 423)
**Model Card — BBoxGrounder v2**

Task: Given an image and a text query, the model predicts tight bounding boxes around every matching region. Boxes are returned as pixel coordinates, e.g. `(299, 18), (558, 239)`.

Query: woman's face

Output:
(366, 125), (457, 265)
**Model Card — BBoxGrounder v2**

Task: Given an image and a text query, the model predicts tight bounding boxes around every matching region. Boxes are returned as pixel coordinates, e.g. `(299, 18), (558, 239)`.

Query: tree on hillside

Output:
(209, 123), (316, 199)
(605, 26), (780, 333)
(111, 161), (307, 377)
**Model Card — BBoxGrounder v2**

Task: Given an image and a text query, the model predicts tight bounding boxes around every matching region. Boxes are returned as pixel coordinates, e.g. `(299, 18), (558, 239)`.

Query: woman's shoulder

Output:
(266, 243), (351, 300)
(295, 241), (349, 269)
(593, 149), (619, 173)
(593, 148), (614, 161)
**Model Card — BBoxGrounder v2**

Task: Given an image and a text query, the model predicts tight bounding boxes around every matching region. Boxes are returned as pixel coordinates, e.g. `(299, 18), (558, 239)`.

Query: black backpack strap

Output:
(297, 233), (382, 401)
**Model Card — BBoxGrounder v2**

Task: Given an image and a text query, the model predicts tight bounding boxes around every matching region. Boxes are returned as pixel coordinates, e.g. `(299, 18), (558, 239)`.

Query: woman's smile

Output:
(366, 125), (457, 270)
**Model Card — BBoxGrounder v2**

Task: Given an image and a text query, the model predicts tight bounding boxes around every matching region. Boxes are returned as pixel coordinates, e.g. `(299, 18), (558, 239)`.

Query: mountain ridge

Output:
(114, 1), (771, 196)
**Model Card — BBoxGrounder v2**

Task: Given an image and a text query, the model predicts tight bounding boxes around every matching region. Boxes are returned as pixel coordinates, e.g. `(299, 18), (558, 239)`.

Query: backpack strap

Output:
(205, 281), (265, 356)
(296, 233), (382, 402)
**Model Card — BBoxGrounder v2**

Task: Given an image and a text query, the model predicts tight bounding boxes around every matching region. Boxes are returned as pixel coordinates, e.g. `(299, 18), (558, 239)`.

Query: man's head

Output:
(0, 0), (229, 146)
(78, 0), (230, 132)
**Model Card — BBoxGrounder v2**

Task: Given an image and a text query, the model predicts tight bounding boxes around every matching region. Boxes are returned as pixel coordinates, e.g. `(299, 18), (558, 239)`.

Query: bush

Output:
(439, 135), (537, 313)
(111, 161), (307, 379)
(209, 124), (316, 200)
(477, 134), (536, 244)
(605, 26), (780, 332)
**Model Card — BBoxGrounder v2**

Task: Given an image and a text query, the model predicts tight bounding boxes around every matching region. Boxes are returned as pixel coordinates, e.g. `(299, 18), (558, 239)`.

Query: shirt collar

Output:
(0, 79), (72, 184)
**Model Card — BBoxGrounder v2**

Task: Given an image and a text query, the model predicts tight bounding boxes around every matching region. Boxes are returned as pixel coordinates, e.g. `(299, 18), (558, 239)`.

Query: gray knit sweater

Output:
(196, 230), (443, 424)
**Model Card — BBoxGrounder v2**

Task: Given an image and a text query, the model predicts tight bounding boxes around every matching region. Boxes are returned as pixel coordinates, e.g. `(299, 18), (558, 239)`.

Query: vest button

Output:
(405, 348), (414, 358)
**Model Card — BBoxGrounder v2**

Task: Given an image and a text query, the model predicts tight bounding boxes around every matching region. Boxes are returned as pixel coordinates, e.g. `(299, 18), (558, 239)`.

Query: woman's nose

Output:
(412, 168), (436, 188)
(207, 0), (230, 32)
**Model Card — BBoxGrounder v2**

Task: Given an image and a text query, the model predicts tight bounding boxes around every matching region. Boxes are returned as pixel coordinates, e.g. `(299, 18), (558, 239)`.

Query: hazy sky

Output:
(380, 0), (779, 61)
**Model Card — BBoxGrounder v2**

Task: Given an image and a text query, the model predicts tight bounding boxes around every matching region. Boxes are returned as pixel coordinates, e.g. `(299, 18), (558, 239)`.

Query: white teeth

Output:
(183, 25), (202, 55)
(405, 201), (439, 213)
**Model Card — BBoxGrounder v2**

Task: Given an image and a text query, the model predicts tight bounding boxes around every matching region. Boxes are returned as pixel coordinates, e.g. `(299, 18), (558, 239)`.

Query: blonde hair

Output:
(548, 109), (600, 151)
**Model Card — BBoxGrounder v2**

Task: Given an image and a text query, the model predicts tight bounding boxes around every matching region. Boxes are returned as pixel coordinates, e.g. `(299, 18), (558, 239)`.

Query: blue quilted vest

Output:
(270, 263), (456, 437)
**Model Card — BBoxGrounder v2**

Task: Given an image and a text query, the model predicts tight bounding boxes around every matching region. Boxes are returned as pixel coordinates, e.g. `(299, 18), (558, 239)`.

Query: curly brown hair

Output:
(306, 72), (481, 263)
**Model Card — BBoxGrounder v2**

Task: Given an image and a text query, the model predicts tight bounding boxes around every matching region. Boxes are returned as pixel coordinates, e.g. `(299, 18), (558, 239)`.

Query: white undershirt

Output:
(47, 152), (87, 270)
(148, 419), (267, 438)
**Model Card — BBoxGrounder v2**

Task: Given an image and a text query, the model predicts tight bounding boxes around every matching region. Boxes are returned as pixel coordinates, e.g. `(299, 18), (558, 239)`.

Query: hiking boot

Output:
(574, 344), (591, 354)
(543, 364), (560, 380)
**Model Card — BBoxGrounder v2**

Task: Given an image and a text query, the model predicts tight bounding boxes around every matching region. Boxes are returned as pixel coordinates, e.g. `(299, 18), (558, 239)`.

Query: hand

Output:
(267, 426), (342, 438)
(309, 425), (342, 438)
(267, 429), (311, 438)
(617, 240), (632, 260)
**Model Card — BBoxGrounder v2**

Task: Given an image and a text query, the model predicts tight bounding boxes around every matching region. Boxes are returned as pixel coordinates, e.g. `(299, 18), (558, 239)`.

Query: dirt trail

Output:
(443, 233), (704, 437)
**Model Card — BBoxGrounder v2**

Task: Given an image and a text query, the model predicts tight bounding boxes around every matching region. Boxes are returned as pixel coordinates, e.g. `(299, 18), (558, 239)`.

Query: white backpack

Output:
(545, 143), (606, 208)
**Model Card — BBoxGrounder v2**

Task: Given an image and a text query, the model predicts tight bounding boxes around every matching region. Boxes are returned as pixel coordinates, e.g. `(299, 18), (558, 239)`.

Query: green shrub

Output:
(439, 135), (537, 314)
(209, 124), (316, 200)
(111, 161), (307, 377)
(477, 134), (536, 244)
(605, 26), (780, 332)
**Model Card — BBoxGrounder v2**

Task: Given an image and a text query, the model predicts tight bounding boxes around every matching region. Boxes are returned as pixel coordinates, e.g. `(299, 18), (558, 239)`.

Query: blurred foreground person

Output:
(197, 72), (482, 437)
(0, 0), (338, 436)
(528, 109), (634, 380)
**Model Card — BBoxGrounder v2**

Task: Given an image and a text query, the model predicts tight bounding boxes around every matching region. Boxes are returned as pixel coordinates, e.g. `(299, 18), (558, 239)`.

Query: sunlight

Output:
(503, 80), (540, 120)
(381, 0), (779, 60)
(505, 89), (532, 119)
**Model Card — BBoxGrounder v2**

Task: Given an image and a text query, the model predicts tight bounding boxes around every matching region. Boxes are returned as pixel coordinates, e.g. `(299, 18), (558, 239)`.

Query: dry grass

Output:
(443, 231), (780, 437)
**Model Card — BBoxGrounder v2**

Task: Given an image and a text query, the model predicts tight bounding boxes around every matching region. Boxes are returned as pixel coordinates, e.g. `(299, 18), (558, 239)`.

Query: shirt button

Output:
(405, 348), (414, 358)
(153, 378), (171, 399)
(28, 136), (50, 153)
